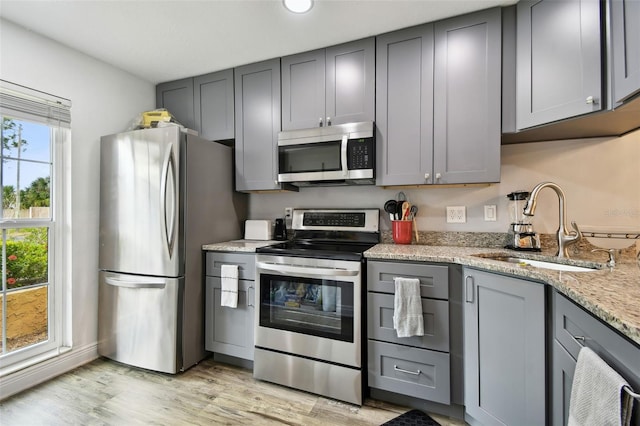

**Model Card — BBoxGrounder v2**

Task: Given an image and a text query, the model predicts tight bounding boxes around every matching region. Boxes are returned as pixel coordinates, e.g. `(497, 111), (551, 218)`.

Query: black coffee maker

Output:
(274, 218), (287, 241)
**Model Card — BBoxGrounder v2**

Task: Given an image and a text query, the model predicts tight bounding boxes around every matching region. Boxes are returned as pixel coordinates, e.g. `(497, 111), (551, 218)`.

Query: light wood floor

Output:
(0, 357), (465, 425)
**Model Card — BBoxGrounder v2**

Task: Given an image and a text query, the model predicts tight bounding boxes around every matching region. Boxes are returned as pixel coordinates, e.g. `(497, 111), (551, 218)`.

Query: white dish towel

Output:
(568, 346), (634, 426)
(220, 264), (239, 308)
(393, 277), (424, 338)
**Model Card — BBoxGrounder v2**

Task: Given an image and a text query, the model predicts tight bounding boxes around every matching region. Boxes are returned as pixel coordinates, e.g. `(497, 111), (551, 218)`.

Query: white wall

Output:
(0, 19), (155, 397)
(249, 131), (640, 236)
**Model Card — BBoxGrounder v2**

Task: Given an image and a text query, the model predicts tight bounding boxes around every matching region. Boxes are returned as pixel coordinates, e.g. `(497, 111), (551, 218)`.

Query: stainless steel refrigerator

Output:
(98, 126), (246, 373)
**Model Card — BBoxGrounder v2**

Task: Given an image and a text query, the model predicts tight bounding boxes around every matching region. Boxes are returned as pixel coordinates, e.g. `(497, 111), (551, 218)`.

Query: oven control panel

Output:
(303, 212), (365, 228)
(292, 209), (379, 233)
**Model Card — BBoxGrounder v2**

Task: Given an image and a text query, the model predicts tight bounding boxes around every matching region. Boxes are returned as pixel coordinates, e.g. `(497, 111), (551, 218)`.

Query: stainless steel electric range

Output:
(254, 209), (380, 405)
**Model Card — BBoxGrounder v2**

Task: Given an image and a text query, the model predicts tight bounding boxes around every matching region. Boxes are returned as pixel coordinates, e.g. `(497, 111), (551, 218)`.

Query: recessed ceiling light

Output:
(283, 0), (313, 14)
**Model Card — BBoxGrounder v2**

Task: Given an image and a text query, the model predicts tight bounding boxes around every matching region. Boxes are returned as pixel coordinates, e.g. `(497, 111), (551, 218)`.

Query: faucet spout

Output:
(523, 182), (582, 258)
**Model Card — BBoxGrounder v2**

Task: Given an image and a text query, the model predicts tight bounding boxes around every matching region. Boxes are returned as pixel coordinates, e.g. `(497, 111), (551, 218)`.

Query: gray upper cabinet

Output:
(516, 0), (602, 130)
(376, 8), (501, 186)
(156, 78), (195, 130)
(194, 69), (235, 141)
(433, 8), (501, 184)
(463, 268), (546, 426)
(234, 59), (283, 192)
(281, 38), (375, 130)
(611, 0), (640, 104)
(157, 70), (234, 140)
(375, 24), (435, 186)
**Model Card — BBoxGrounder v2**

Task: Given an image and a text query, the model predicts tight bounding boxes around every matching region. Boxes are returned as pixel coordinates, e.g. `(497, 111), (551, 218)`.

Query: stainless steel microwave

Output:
(277, 121), (375, 186)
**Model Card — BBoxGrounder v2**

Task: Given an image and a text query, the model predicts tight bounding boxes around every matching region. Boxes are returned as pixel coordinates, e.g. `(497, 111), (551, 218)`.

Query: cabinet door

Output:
(552, 340), (577, 426)
(281, 49), (325, 130)
(433, 8), (501, 185)
(463, 268), (546, 426)
(326, 38), (375, 126)
(611, 0), (640, 104)
(194, 69), (234, 141)
(205, 276), (255, 361)
(156, 78), (195, 131)
(516, 0), (602, 129)
(234, 59), (282, 191)
(375, 24), (434, 186)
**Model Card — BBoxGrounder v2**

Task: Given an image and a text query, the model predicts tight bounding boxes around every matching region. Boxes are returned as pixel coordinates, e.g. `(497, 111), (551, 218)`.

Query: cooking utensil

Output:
(384, 199), (397, 220)
(396, 191), (407, 202)
(401, 202), (410, 220)
(410, 205), (419, 242)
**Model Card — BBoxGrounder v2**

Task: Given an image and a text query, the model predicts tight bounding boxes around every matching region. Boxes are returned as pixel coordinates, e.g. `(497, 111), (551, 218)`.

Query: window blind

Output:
(0, 80), (71, 127)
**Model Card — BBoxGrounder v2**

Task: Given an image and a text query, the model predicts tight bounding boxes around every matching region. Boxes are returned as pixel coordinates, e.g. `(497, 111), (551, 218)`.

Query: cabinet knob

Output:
(586, 96), (598, 105)
(424, 173), (430, 181)
(318, 117), (323, 127)
(326, 117), (331, 126)
(435, 173), (442, 181)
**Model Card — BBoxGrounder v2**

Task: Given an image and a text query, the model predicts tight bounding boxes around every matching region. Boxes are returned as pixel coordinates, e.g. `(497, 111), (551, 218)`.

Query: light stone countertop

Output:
(364, 244), (640, 347)
(202, 239), (280, 252)
(202, 238), (640, 347)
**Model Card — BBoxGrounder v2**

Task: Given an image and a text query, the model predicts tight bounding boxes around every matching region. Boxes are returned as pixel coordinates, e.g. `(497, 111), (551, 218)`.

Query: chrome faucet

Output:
(523, 182), (582, 258)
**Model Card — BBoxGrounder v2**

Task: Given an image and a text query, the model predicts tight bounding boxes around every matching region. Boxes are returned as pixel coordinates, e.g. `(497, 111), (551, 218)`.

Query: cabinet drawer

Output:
(205, 252), (255, 280)
(553, 292), (640, 391)
(367, 261), (449, 300)
(368, 292), (449, 352)
(368, 340), (450, 405)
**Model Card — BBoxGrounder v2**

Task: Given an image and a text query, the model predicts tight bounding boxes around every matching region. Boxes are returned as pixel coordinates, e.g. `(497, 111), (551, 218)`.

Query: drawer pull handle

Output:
(394, 365), (421, 376)
(574, 335), (586, 346)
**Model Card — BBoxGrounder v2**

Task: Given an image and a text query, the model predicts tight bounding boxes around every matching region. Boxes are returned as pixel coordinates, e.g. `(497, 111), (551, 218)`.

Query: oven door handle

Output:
(256, 262), (359, 278)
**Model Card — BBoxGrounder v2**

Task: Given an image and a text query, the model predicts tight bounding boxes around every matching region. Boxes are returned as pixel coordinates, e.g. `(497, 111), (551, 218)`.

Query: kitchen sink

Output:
(475, 254), (602, 272)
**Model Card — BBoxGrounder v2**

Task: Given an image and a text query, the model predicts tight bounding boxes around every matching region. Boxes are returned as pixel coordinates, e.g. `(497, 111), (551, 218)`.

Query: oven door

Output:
(255, 255), (362, 368)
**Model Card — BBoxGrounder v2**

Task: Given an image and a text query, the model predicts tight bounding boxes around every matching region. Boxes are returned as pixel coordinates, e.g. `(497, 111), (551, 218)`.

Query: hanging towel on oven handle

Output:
(220, 264), (239, 308)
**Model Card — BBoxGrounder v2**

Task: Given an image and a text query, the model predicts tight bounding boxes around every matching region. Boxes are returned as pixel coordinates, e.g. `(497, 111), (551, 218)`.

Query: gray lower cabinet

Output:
(233, 59), (283, 192)
(516, 0), (602, 129)
(463, 268), (546, 426)
(375, 8), (501, 186)
(552, 291), (640, 426)
(204, 252), (255, 361)
(281, 38), (374, 130)
(611, 0), (640, 104)
(367, 260), (453, 405)
(193, 69), (234, 141)
(156, 78), (195, 131)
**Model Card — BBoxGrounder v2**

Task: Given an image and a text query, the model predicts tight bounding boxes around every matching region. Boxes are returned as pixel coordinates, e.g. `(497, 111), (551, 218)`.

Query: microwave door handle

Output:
(341, 134), (349, 177)
(256, 262), (359, 278)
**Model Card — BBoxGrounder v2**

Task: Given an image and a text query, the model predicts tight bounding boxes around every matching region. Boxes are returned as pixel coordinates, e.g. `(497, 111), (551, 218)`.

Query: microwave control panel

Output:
(347, 137), (374, 170)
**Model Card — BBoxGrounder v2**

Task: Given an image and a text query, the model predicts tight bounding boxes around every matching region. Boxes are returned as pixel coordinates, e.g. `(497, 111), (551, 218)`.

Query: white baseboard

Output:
(0, 344), (98, 401)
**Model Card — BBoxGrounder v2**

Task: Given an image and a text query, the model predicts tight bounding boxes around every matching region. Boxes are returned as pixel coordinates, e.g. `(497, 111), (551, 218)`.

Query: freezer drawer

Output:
(98, 271), (182, 374)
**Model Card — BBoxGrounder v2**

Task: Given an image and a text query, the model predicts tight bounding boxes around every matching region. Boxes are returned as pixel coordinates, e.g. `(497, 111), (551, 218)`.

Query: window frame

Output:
(0, 81), (71, 374)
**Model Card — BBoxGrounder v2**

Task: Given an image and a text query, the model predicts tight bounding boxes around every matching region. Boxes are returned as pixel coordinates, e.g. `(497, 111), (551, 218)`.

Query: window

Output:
(0, 81), (70, 371)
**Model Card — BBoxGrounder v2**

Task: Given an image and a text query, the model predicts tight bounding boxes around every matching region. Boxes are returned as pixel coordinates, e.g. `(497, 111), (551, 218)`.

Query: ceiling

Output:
(0, 0), (516, 84)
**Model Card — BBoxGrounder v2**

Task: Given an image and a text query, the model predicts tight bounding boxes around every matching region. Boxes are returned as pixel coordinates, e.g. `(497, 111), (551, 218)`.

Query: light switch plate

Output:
(484, 205), (497, 221)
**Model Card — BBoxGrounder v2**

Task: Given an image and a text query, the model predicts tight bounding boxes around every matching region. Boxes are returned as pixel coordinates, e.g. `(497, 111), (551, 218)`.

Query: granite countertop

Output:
(202, 239), (280, 252)
(202, 237), (640, 346)
(365, 244), (640, 347)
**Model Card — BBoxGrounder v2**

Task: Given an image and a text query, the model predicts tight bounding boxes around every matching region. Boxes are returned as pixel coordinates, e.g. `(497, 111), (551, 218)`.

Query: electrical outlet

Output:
(284, 207), (293, 219)
(484, 205), (497, 221)
(446, 206), (466, 223)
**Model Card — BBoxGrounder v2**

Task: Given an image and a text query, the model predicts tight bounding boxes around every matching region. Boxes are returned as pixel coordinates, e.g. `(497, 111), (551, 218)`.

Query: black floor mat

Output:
(382, 409), (441, 426)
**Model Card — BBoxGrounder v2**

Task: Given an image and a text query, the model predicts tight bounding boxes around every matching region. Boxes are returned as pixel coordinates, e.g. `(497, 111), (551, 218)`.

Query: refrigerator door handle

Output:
(161, 146), (177, 259)
(104, 276), (166, 289)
